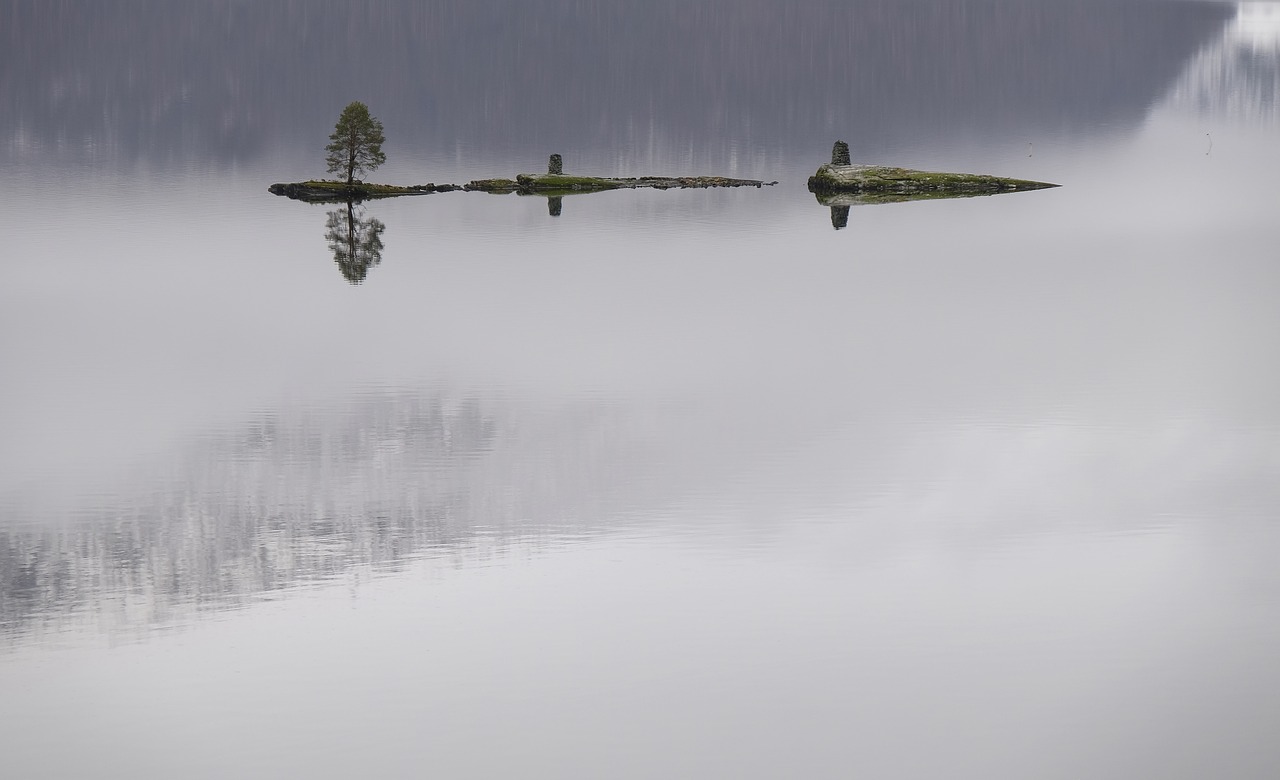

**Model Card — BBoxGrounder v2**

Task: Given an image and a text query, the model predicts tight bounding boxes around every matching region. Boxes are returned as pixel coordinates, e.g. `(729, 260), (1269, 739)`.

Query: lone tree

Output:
(325, 101), (386, 185)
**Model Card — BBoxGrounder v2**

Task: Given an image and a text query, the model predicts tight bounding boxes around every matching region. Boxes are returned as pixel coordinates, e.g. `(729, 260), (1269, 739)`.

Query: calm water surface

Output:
(2, 2), (1279, 778)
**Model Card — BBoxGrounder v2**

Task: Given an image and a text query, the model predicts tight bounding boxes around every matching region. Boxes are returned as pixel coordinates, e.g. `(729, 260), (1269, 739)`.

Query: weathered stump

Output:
(831, 141), (851, 166)
(548, 154), (564, 175)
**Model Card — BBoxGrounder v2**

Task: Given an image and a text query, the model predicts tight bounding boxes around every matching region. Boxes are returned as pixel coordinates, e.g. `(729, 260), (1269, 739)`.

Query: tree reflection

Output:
(324, 199), (386, 284)
(0, 390), (677, 646)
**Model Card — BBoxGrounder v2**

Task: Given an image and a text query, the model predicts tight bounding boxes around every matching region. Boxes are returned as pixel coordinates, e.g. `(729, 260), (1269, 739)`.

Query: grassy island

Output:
(807, 163), (1058, 197)
(267, 180), (460, 203)
(807, 141), (1057, 199)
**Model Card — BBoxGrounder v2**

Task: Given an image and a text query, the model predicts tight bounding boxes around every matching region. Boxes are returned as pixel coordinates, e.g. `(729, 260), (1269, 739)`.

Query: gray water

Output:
(2, 2), (1279, 778)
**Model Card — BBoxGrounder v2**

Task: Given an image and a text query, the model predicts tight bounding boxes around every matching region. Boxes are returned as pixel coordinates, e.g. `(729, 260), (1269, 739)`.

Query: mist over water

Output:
(2, 2), (1278, 779)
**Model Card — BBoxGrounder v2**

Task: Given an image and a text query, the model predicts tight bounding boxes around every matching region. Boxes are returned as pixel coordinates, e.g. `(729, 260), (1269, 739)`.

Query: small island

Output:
(269, 102), (465, 203)
(270, 156), (776, 202)
(807, 141), (1058, 197)
(270, 103), (776, 203)
(268, 180), (459, 202)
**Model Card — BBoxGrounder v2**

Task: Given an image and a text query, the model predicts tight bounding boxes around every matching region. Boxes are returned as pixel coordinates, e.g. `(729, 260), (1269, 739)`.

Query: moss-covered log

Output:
(807, 163), (1057, 196)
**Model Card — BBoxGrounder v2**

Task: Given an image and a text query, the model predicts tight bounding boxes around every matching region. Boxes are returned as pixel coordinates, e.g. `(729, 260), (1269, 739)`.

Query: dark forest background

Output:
(1, 0), (1233, 169)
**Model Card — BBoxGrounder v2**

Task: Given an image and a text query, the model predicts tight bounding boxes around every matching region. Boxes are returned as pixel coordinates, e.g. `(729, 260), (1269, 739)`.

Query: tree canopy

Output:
(325, 101), (386, 185)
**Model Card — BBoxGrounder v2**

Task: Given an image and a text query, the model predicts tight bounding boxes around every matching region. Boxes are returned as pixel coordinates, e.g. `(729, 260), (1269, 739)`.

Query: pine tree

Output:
(324, 101), (386, 185)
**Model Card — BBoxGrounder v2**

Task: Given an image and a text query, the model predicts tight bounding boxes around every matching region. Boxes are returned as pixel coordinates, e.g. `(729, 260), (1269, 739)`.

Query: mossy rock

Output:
(807, 164), (1057, 195)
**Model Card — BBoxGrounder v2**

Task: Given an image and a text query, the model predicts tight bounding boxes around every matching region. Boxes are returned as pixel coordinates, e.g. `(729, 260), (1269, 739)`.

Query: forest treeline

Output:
(1, 1), (1232, 167)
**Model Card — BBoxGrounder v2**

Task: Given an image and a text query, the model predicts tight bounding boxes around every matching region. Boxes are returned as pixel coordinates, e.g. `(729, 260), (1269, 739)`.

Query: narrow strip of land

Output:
(467, 174), (775, 194)
(807, 141), (1056, 197)
(807, 163), (1057, 196)
(270, 154), (776, 203)
(268, 181), (460, 203)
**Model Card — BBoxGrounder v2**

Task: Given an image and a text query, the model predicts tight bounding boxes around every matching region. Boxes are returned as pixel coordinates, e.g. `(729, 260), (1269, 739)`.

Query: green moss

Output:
(464, 178), (520, 193)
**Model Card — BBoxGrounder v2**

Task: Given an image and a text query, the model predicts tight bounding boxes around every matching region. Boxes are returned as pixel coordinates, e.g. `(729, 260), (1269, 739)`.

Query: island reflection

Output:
(814, 191), (1007, 231)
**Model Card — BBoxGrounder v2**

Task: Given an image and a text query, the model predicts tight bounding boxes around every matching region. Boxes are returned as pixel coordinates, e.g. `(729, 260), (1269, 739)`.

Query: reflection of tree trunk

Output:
(324, 199), (386, 284)
(830, 205), (850, 230)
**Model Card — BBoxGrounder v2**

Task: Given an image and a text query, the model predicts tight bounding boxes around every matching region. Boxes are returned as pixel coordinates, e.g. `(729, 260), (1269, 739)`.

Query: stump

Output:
(548, 154), (564, 175)
(831, 141), (851, 166)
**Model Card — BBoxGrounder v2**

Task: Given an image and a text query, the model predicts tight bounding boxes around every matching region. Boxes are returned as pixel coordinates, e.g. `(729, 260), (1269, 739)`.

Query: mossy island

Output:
(268, 180), (461, 203)
(808, 141), (1058, 198)
(270, 155), (777, 203)
(271, 103), (775, 203)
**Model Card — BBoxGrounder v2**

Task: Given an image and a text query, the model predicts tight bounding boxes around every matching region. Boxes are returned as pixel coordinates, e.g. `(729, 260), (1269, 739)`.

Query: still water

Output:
(2, 1), (1279, 777)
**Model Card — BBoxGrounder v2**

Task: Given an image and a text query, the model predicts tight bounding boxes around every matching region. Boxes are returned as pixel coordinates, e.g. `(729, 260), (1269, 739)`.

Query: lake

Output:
(2, 1), (1278, 778)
